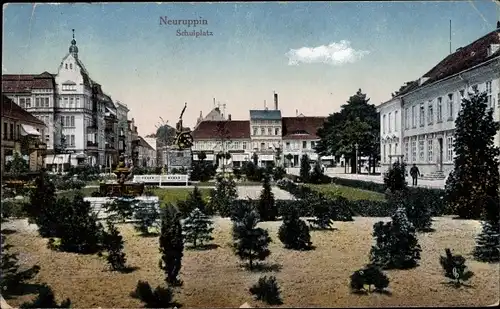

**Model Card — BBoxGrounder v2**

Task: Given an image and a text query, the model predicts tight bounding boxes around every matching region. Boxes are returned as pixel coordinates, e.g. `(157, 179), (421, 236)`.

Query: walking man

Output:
(410, 164), (421, 186)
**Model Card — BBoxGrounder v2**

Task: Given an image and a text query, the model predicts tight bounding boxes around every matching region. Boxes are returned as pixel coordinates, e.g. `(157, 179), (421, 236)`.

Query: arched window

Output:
(65, 63), (68, 69)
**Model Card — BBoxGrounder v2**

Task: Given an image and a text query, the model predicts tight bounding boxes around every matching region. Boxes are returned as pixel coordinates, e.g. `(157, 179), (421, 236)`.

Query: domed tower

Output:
(69, 29), (79, 59)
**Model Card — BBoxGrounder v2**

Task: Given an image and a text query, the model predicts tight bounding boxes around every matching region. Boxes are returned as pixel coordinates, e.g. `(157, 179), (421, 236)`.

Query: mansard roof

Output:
(2, 72), (56, 93)
(282, 116), (326, 140)
(192, 120), (250, 139)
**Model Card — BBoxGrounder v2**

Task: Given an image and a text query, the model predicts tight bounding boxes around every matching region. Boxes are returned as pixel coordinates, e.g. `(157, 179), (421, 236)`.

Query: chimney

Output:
(274, 92), (278, 110)
(228, 114), (232, 121)
(264, 100), (267, 109)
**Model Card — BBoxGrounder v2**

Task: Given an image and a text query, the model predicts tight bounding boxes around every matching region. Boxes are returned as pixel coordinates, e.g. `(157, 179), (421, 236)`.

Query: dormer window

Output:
(65, 63), (68, 69)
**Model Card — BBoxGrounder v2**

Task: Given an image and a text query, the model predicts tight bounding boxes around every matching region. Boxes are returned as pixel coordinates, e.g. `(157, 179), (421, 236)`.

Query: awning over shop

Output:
(45, 154), (70, 165)
(20, 124), (41, 136)
(260, 154), (274, 161)
(231, 154), (248, 161)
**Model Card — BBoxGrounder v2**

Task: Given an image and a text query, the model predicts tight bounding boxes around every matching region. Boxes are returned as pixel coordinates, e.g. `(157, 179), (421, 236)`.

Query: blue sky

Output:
(3, 2), (499, 135)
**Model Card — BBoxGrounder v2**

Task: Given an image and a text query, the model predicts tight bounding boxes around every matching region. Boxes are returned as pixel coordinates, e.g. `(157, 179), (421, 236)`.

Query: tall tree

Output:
(299, 154), (311, 182)
(258, 173), (277, 221)
(316, 89), (379, 174)
(445, 91), (500, 219)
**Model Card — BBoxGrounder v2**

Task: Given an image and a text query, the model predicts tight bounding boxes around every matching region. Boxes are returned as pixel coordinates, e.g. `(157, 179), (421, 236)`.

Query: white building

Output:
(377, 26), (500, 179)
(192, 118), (251, 169)
(137, 136), (156, 168)
(281, 115), (325, 167)
(2, 30), (134, 170)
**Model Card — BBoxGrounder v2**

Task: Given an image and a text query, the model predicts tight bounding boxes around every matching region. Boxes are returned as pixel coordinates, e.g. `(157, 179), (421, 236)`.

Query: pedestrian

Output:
(410, 164), (421, 186)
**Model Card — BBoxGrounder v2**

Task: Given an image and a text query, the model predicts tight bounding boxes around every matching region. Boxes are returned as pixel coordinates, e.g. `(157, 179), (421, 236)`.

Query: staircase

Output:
(420, 170), (446, 180)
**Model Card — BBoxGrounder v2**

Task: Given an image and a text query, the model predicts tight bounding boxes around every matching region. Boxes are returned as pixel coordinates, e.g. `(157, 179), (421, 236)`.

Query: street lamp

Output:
(354, 143), (359, 174)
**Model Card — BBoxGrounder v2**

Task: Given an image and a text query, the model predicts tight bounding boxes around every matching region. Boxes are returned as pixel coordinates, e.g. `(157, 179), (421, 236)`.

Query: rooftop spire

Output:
(69, 29), (78, 57)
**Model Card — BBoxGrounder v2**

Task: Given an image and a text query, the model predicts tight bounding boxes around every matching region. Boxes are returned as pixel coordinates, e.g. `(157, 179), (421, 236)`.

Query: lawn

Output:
(152, 188), (212, 204)
(3, 217), (497, 308)
(305, 184), (386, 201)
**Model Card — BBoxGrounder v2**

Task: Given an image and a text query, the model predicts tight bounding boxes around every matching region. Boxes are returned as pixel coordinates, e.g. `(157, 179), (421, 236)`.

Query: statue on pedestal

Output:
(174, 103), (194, 150)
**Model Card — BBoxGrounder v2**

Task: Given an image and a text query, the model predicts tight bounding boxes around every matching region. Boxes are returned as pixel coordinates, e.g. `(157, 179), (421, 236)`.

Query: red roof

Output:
(1, 95), (45, 126)
(282, 116), (326, 140)
(396, 29), (500, 97)
(2, 72), (56, 93)
(422, 29), (499, 85)
(192, 120), (250, 139)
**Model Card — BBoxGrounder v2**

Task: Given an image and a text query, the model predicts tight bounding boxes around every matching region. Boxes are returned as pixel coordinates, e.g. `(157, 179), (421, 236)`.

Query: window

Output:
(427, 139), (433, 162)
(19, 98), (25, 108)
(70, 135), (75, 147)
(383, 145), (386, 163)
(394, 110), (398, 132)
(405, 108), (409, 129)
(260, 128), (265, 135)
(9, 123), (14, 140)
(419, 139), (425, 161)
(286, 142), (290, 150)
(35, 98), (40, 108)
(437, 97), (443, 122)
(76, 97), (80, 108)
(260, 142), (265, 150)
(70, 63), (72, 70)
(411, 140), (417, 162)
(411, 105), (416, 128)
(427, 101), (434, 125)
(446, 136), (453, 162)
(311, 141), (315, 148)
(404, 141), (409, 162)
(26, 98), (31, 108)
(419, 103), (425, 127)
(242, 141), (247, 150)
(65, 64), (68, 69)
(388, 112), (392, 132)
(302, 141), (307, 149)
(447, 94), (454, 120)
(70, 116), (75, 127)
(45, 98), (49, 107)
(383, 114), (386, 134)
(253, 128), (257, 136)
(69, 97), (74, 108)
(389, 144), (392, 159)
(268, 127), (272, 135)
(275, 128), (280, 135)
(64, 97), (68, 107)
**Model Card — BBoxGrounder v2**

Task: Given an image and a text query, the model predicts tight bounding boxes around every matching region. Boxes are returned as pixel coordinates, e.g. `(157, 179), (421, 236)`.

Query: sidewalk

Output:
(287, 167), (445, 189)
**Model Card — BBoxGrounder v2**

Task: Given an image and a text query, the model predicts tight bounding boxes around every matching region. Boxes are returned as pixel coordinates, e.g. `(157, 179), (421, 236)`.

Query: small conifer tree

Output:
(20, 284), (71, 308)
(278, 204), (312, 250)
(133, 201), (161, 235)
(440, 248), (474, 287)
(129, 280), (176, 308)
(209, 176), (238, 217)
(159, 205), (184, 286)
(232, 208), (272, 269)
(102, 219), (127, 271)
(27, 171), (59, 238)
(473, 221), (500, 263)
(183, 208), (214, 249)
(258, 173), (277, 221)
(309, 160), (325, 184)
(350, 265), (390, 293)
(178, 186), (206, 218)
(370, 208), (422, 269)
(383, 161), (407, 193)
(249, 276), (283, 305)
(299, 154), (311, 182)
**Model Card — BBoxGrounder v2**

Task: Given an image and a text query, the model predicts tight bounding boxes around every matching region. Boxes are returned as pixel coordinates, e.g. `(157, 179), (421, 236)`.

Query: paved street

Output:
(287, 167), (446, 189)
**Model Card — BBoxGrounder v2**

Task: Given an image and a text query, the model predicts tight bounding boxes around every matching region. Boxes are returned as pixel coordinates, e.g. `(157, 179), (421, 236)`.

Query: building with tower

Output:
(2, 29), (137, 171)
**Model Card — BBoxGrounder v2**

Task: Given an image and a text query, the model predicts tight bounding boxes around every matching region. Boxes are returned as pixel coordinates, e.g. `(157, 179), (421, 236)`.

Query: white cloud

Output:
(285, 40), (370, 66)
